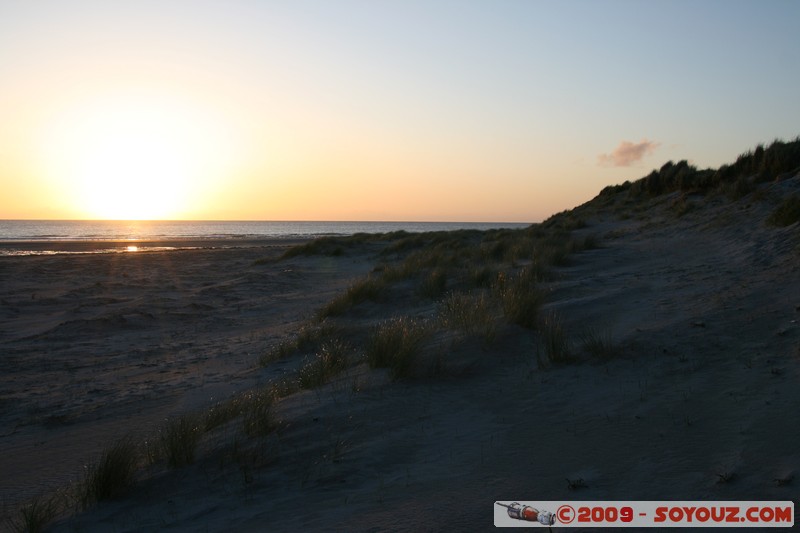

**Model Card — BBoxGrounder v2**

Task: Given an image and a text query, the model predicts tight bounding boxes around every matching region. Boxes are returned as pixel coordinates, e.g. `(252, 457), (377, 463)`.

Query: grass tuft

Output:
(260, 323), (342, 367)
(280, 236), (368, 258)
(418, 268), (448, 298)
(259, 339), (298, 367)
(83, 437), (138, 504)
(580, 327), (616, 360)
(470, 266), (496, 288)
(495, 269), (544, 329)
(205, 396), (246, 432)
(205, 384), (286, 437)
(297, 339), (349, 389)
(540, 312), (572, 364)
(366, 317), (429, 379)
(241, 389), (277, 437)
(438, 291), (496, 341)
(767, 194), (800, 227)
(725, 175), (755, 200)
(670, 194), (694, 216)
(8, 495), (59, 533)
(319, 276), (388, 318)
(161, 415), (201, 468)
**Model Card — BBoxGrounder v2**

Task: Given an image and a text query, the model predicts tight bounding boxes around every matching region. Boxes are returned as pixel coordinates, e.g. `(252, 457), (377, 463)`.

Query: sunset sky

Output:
(1, 0), (798, 222)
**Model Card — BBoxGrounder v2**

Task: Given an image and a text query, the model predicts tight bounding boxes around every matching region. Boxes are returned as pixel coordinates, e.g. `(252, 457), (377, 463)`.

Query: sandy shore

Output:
(0, 239), (375, 516)
(3, 178), (800, 531)
(0, 237), (310, 255)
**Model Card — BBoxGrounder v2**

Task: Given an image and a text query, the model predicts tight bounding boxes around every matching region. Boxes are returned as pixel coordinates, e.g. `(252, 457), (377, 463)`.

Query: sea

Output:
(0, 220), (530, 256)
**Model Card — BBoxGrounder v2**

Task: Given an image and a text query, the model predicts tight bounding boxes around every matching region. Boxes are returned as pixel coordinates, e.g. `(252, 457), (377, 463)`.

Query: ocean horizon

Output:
(0, 219), (530, 255)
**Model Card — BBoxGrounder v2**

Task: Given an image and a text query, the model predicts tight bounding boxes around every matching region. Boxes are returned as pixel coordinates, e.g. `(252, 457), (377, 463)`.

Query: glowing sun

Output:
(40, 89), (236, 220)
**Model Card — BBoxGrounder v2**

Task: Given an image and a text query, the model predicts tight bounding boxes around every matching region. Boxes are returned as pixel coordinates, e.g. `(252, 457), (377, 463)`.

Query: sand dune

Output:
(3, 176), (800, 531)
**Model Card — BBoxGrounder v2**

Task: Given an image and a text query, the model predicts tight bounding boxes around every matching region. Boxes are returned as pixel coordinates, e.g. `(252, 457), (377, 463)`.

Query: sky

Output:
(1, 0), (798, 222)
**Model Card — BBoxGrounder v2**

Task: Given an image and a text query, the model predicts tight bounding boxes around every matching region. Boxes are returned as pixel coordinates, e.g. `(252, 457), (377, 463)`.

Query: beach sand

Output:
(3, 178), (800, 531)
(0, 240), (374, 517)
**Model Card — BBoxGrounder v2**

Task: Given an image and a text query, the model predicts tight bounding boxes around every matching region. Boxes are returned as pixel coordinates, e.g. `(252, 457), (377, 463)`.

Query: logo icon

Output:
(496, 502), (556, 525)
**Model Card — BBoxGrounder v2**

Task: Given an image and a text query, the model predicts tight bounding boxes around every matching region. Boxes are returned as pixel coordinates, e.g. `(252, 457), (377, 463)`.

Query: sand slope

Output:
(4, 178), (800, 532)
(0, 243), (376, 518)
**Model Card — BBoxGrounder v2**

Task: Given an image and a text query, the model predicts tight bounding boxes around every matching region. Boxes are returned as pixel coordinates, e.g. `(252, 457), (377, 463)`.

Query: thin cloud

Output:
(598, 139), (660, 167)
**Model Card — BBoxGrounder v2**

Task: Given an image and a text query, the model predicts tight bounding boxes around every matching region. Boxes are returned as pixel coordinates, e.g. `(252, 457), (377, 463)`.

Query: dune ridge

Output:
(2, 139), (799, 531)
